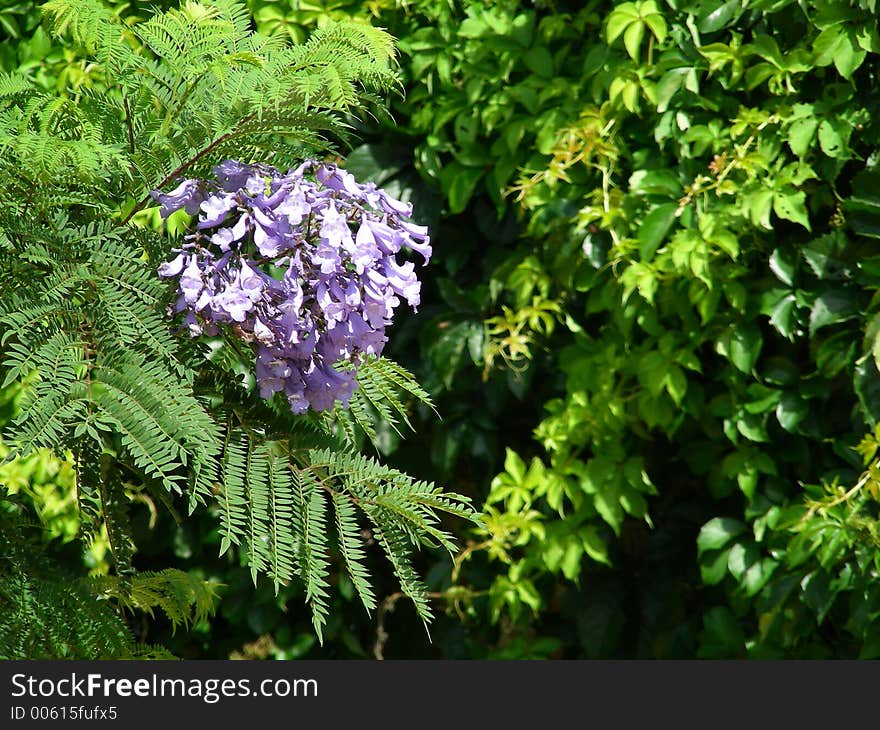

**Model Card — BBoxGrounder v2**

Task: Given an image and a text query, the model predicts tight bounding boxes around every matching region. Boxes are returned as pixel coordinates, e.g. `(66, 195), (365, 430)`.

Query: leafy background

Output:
(3, 0), (880, 659)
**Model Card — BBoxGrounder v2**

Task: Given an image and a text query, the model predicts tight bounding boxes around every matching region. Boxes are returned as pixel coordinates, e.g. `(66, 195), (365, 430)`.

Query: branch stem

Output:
(121, 112), (257, 225)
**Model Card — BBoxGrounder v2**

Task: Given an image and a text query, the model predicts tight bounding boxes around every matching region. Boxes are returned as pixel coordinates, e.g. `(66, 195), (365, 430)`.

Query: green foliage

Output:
(7, 0), (880, 660)
(0, 0), (475, 659)
(454, 0), (880, 657)
(242, 0), (880, 658)
(0, 506), (213, 658)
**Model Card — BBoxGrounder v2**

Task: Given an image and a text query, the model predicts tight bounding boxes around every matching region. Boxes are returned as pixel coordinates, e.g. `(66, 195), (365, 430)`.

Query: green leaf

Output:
(854, 355), (880, 425)
(700, 549), (731, 585)
(742, 558), (776, 596)
(591, 468), (624, 535)
(775, 392), (809, 432)
(638, 203), (678, 261)
(818, 119), (847, 159)
(867, 312), (880, 373)
(579, 526), (611, 566)
(439, 163), (483, 214)
(655, 68), (687, 113)
(698, 0), (745, 34)
(813, 25), (865, 79)
(698, 606), (746, 658)
(845, 171), (880, 239)
(629, 169), (682, 198)
(802, 233), (846, 279)
(697, 517), (746, 554)
(643, 10), (667, 43)
(606, 4), (637, 44)
(560, 539), (583, 580)
(344, 144), (404, 186)
(458, 17), (487, 39)
(638, 351), (668, 396)
(788, 116), (818, 157)
(523, 46), (554, 78)
(623, 20), (645, 60)
(769, 293), (796, 339)
(729, 323), (763, 373)
(773, 190), (811, 230)
(503, 448), (527, 484)
(726, 542), (757, 581)
(834, 43), (866, 80)
(736, 412), (768, 443)
(800, 570), (837, 623)
(815, 331), (857, 377)
(742, 189), (774, 229)
(769, 247), (796, 286)
(809, 289), (858, 335)
(666, 365), (688, 405)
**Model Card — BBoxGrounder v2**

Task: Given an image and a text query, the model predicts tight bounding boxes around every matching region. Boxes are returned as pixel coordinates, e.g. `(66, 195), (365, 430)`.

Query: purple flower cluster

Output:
(153, 159), (431, 414)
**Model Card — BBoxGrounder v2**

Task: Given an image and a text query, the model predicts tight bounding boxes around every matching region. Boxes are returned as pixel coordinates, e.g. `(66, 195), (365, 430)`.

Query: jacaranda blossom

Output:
(153, 159), (431, 414)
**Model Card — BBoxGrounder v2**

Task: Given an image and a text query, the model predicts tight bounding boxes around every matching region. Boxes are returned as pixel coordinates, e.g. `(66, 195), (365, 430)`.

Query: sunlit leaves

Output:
(606, 1), (668, 62)
(812, 24), (867, 80)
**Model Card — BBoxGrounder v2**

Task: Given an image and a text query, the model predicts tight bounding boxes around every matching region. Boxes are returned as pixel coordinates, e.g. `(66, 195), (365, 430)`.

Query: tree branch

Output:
(121, 112), (258, 226)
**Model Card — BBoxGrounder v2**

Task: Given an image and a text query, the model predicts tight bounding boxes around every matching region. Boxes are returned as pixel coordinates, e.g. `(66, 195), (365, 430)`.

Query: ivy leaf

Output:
(809, 289), (858, 335)
(802, 233), (847, 280)
(776, 392), (809, 432)
(844, 171), (880, 239)
(742, 189), (774, 229)
(697, 517), (746, 553)
(817, 119), (848, 159)
(728, 323), (763, 373)
(773, 190), (811, 230)
(769, 247), (796, 286)
(769, 293), (797, 339)
(854, 355), (880, 425)
(439, 163), (483, 214)
(698, 0), (746, 34)
(606, 4), (638, 45)
(788, 116), (818, 157)
(623, 20), (645, 61)
(523, 45), (554, 78)
(638, 202), (678, 261)
(813, 25), (866, 79)
(579, 526), (611, 566)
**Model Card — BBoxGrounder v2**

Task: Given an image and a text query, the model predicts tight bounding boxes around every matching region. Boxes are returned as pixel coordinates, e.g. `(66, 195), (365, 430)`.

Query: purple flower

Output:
(383, 258), (421, 308)
(311, 241), (342, 275)
(155, 157), (432, 414)
(214, 160), (270, 194)
(274, 185), (310, 225)
(151, 180), (204, 218)
(319, 202), (353, 249)
(198, 193), (237, 228)
(179, 255), (204, 304)
(157, 252), (188, 278)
